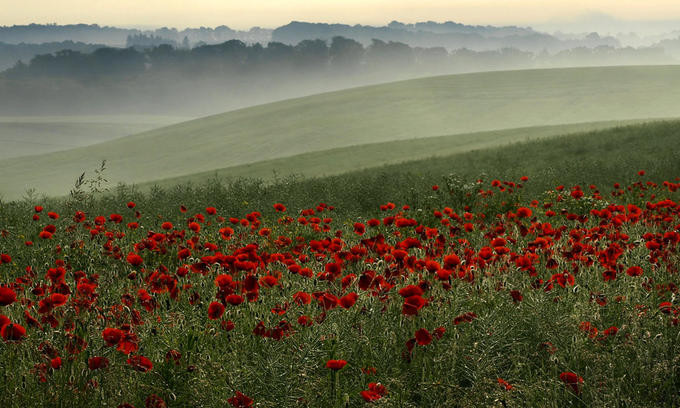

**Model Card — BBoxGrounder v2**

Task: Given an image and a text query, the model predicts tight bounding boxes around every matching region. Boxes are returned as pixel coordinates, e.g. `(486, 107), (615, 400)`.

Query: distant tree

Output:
(329, 36), (364, 70)
(294, 39), (329, 69)
(263, 42), (295, 69)
(366, 39), (414, 69)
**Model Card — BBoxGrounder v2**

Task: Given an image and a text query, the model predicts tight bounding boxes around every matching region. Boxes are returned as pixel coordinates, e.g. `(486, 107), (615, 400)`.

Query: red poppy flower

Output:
(188, 222), (201, 233)
(0, 254), (10, 264)
(402, 295), (426, 316)
(340, 292), (358, 309)
(48, 293), (68, 307)
(625, 266), (643, 277)
(602, 326), (619, 337)
(415, 328), (432, 346)
(206, 207), (217, 215)
(517, 207), (532, 218)
(1, 323), (26, 341)
(273, 203), (286, 212)
(165, 349), (182, 364)
(453, 312), (478, 325)
(497, 378), (513, 390)
(443, 253), (461, 268)
(510, 290), (523, 303)
(88, 356), (110, 370)
(326, 359), (348, 370)
(226, 294), (244, 306)
(293, 291), (311, 305)
(127, 355), (153, 372)
(50, 356), (62, 369)
(102, 328), (124, 346)
(118, 332), (139, 354)
(559, 372), (583, 394)
(398, 285), (424, 298)
(318, 292), (339, 311)
(126, 253), (143, 266)
(551, 272), (575, 288)
(145, 394), (166, 408)
(360, 390), (382, 402)
(259, 275), (278, 288)
(208, 302), (225, 320)
(177, 248), (191, 259)
(228, 391), (253, 408)
(0, 287), (17, 306)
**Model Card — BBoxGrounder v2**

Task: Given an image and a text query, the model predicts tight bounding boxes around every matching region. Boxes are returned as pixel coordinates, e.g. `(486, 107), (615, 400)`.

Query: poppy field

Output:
(1, 163), (680, 407)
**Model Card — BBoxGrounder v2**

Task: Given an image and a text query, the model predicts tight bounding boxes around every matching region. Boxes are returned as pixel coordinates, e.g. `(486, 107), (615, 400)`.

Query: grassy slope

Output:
(139, 119), (654, 189)
(123, 120), (680, 218)
(0, 115), (189, 160)
(2, 65), (680, 199)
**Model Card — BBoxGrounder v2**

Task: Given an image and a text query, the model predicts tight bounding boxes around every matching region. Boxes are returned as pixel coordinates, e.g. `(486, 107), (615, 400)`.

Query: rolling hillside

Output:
(2, 65), (680, 200)
(138, 119), (655, 190)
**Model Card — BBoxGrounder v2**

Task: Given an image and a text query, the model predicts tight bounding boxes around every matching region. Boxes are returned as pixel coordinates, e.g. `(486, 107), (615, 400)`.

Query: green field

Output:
(2, 65), (680, 200)
(0, 115), (189, 160)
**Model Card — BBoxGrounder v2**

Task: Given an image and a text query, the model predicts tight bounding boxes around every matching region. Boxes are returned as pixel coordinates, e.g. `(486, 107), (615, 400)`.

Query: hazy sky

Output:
(2, 0), (680, 29)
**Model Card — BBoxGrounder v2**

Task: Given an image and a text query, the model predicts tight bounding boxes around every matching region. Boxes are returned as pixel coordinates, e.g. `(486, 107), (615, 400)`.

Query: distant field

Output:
(0, 115), (189, 160)
(2, 65), (680, 199)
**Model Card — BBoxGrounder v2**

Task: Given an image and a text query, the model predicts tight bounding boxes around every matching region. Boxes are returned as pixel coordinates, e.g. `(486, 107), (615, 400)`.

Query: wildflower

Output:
(625, 266), (643, 277)
(559, 372), (583, 394)
(88, 357), (109, 370)
(126, 253), (143, 266)
(145, 394), (166, 408)
(228, 391), (253, 408)
(415, 329), (432, 346)
(326, 359), (348, 370)
(497, 378), (513, 390)
(0, 287), (17, 306)
(102, 328), (124, 346)
(1, 323), (26, 341)
(226, 295), (244, 306)
(50, 357), (62, 369)
(208, 302), (225, 320)
(402, 295), (426, 316)
(127, 355), (153, 372)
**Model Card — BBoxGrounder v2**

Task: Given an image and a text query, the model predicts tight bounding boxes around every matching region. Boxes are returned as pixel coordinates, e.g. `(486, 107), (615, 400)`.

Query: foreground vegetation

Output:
(1, 121), (679, 407)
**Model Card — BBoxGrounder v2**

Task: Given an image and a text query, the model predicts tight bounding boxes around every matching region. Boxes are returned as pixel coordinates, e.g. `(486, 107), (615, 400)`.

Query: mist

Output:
(0, 32), (676, 118)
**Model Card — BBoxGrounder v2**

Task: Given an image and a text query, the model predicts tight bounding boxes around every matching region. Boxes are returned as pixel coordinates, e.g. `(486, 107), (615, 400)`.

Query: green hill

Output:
(2, 65), (680, 200)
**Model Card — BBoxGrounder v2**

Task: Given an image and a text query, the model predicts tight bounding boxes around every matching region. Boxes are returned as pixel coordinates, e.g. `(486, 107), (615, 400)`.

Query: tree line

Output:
(2, 36), (672, 82)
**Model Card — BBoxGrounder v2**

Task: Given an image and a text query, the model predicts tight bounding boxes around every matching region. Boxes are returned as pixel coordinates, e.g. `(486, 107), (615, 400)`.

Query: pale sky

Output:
(1, 0), (680, 30)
